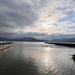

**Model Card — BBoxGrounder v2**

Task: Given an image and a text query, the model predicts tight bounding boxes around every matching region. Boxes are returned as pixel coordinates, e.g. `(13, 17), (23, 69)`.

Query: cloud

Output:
(0, 31), (47, 39)
(1, 31), (75, 40)
(0, 0), (46, 32)
(44, 33), (75, 40)
(0, 0), (75, 36)
(29, 0), (75, 34)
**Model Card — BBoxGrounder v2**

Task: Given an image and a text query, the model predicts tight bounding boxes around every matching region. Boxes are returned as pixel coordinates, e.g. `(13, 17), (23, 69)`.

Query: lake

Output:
(0, 42), (75, 75)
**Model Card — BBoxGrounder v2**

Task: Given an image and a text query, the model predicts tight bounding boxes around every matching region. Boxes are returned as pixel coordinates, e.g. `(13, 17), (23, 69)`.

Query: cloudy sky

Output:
(0, 0), (75, 39)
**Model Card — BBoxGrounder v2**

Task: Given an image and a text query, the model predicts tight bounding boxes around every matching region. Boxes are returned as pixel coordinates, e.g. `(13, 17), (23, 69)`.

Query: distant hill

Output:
(50, 38), (75, 42)
(65, 38), (75, 42)
(0, 37), (46, 42)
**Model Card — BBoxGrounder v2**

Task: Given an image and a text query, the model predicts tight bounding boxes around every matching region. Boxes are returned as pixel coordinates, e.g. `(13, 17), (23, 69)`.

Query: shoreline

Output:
(45, 42), (75, 47)
(0, 42), (13, 51)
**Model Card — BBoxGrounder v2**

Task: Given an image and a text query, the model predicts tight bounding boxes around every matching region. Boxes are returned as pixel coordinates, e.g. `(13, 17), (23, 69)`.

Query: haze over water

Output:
(0, 42), (75, 75)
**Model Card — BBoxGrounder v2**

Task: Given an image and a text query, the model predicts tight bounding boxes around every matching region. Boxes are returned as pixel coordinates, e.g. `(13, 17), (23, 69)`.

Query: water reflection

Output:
(0, 42), (75, 75)
(33, 47), (54, 74)
(21, 42), (75, 75)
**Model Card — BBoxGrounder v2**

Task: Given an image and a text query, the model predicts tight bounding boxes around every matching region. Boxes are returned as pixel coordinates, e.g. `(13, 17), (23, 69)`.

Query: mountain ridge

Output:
(0, 37), (46, 42)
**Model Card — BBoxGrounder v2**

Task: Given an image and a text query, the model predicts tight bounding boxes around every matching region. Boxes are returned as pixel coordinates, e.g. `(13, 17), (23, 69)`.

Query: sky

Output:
(0, 0), (75, 39)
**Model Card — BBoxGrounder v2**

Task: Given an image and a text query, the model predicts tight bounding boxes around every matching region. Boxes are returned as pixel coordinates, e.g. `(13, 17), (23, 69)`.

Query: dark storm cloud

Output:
(0, 0), (40, 31)
(0, 32), (47, 38)
(1, 31), (75, 41)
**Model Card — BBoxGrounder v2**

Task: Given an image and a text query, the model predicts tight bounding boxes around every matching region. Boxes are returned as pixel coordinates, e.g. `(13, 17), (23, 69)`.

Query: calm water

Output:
(0, 42), (75, 75)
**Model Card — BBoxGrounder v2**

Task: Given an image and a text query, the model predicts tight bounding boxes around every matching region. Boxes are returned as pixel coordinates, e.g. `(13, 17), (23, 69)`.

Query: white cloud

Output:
(29, 0), (75, 34)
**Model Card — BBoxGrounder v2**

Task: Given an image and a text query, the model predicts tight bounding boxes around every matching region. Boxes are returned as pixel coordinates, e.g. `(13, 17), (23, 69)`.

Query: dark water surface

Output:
(0, 42), (75, 75)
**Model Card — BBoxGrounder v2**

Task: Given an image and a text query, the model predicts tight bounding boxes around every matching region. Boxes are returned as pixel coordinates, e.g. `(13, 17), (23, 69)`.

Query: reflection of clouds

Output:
(32, 47), (59, 74)
(19, 42), (75, 75)
(21, 43), (61, 74)
(43, 52), (51, 67)
(1, 42), (75, 75)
